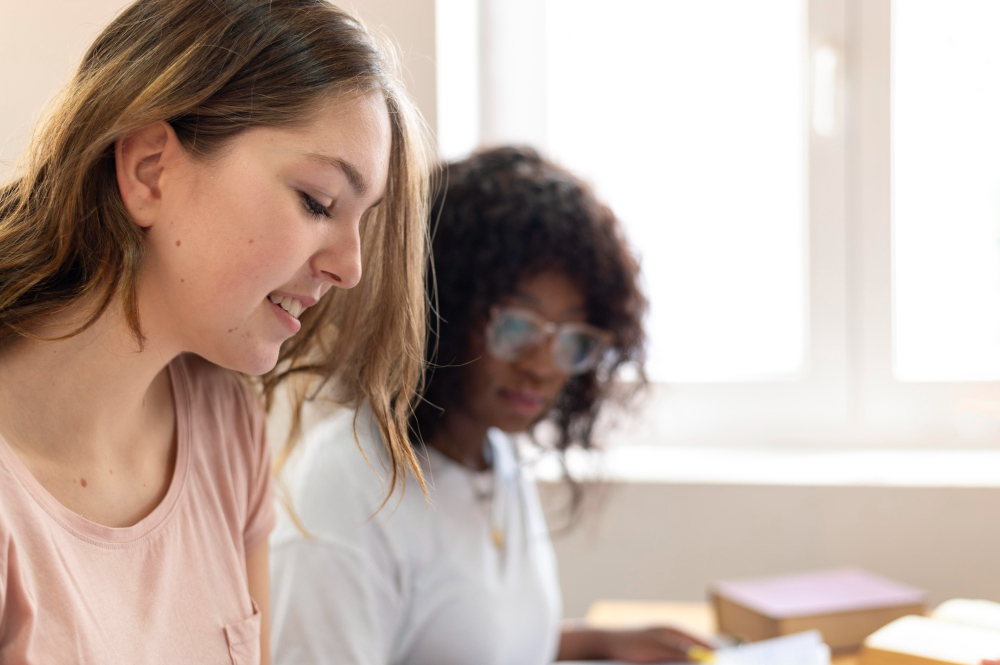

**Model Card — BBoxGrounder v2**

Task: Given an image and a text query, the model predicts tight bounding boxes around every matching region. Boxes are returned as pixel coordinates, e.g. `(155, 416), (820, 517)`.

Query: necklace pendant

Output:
(491, 526), (505, 550)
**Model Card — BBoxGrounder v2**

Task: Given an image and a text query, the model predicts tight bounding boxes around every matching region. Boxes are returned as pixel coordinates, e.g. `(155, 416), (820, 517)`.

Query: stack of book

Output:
(710, 568), (926, 651)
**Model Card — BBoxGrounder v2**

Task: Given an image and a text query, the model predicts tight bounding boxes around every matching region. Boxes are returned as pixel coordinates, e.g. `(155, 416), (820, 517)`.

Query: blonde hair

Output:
(0, 0), (432, 496)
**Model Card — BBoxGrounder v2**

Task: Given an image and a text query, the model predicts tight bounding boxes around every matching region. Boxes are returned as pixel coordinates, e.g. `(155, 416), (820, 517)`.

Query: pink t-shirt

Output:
(0, 354), (275, 665)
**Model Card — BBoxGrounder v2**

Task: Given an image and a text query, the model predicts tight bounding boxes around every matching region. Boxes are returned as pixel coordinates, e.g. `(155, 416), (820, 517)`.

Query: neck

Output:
(0, 299), (180, 464)
(428, 406), (492, 471)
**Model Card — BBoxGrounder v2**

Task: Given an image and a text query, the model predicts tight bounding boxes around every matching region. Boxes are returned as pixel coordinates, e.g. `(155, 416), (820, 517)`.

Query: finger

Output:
(644, 634), (708, 661)
(659, 627), (715, 650)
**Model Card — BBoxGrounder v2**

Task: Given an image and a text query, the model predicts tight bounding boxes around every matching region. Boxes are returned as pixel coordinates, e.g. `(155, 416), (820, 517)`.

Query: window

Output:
(892, 0), (1000, 382)
(546, 0), (807, 382)
(435, 0), (1000, 448)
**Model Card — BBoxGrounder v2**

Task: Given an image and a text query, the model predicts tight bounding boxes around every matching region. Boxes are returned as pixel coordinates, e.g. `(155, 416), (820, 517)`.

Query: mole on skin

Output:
(175, 240), (181, 247)
(80, 478), (87, 488)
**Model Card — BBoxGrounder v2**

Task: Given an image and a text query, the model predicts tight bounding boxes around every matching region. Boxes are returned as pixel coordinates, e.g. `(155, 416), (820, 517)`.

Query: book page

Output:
(932, 599), (1000, 633)
(866, 615), (1000, 663)
(715, 631), (830, 665)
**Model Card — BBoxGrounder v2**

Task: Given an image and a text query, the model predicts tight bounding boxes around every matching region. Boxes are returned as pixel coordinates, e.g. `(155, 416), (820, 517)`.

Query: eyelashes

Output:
(299, 191), (332, 219)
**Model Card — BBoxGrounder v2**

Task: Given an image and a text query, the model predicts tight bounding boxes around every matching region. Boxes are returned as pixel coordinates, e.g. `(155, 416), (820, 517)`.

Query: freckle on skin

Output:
(175, 240), (181, 247)
(180, 279), (185, 283)
(81, 478), (87, 488)
(227, 328), (235, 333)
(248, 238), (254, 244)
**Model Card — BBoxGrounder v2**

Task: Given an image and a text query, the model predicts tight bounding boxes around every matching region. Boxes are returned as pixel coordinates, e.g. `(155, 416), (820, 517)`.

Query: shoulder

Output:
(279, 405), (431, 543)
(0, 460), (27, 621)
(0, 475), (9, 593)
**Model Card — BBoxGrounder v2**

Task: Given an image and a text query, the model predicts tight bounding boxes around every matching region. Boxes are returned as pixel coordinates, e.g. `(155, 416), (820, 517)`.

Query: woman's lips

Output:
(267, 296), (302, 334)
(499, 388), (547, 417)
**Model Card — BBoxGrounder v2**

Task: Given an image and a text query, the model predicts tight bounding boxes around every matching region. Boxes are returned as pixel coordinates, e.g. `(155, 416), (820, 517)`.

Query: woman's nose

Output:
(516, 336), (567, 380)
(315, 223), (362, 290)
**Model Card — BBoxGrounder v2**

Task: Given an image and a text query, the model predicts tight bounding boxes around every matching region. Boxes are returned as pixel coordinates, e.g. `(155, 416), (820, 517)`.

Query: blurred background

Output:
(4, 0), (1000, 618)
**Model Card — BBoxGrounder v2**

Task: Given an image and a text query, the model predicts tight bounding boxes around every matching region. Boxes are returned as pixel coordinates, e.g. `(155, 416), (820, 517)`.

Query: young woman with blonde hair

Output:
(0, 0), (431, 662)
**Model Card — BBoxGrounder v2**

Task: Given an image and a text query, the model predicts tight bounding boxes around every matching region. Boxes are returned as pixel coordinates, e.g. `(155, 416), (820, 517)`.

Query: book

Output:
(715, 630), (831, 665)
(710, 568), (926, 651)
(859, 614), (1000, 665)
(559, 630), (831, 665)
(932, 598), (1000, 633)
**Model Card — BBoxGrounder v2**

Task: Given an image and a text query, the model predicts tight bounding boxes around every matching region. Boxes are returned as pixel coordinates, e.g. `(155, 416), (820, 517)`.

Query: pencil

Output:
(687, 645), (716, 663)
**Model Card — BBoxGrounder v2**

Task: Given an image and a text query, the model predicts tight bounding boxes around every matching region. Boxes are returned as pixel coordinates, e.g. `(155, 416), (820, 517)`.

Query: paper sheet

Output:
(557, 630), (831, 665)
(715, 631), (830, 665)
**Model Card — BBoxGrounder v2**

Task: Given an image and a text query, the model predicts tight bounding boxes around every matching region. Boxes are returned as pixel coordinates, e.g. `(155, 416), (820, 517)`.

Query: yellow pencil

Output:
(686, 645), (716, 663)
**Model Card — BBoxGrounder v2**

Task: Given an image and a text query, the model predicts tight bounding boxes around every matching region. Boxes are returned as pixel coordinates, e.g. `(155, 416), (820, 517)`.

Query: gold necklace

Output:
(465, 443), (505, 551)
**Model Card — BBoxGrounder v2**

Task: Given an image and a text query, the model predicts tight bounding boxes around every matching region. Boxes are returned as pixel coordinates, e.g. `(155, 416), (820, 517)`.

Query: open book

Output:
(861, 599), (1000, 665)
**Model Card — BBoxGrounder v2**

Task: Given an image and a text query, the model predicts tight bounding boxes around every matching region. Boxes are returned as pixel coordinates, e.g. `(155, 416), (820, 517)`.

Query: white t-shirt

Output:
(270, 406), (563, 665)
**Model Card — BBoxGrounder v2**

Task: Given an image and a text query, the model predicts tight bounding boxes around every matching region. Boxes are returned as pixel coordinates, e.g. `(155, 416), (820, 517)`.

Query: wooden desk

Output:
(585, 601), (858, 665)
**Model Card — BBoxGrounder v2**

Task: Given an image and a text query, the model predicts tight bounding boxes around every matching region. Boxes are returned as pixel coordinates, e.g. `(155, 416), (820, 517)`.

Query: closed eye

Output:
(299, 191), (331, 219)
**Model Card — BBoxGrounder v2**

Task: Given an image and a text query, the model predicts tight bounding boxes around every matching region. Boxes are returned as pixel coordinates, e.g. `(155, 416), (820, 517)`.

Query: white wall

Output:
(542, 481), (1000, 618)
(0, 1), (132, 181)
(0, 0), (437, 184)
(338, 0), (437, 141)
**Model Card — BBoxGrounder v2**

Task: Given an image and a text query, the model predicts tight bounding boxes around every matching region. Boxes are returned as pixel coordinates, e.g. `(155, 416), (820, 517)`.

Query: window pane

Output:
(893, 1), (1000, 381)
(545, 0), (807, 382)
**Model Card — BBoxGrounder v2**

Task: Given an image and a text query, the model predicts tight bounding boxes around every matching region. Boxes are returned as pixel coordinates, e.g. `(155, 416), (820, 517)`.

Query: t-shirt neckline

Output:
(0, 358), (192, 547)
(427, 429), (517, 482)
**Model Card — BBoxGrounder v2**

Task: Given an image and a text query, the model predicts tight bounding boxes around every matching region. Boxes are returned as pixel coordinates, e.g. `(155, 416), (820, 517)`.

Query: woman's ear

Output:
(468, 326), (486, 355)
(115, 121), (179, 229)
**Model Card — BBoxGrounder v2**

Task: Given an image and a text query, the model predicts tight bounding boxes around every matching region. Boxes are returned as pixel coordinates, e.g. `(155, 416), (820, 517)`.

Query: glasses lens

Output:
(487, 310), (543, 360)
(553, 329), (607, 374)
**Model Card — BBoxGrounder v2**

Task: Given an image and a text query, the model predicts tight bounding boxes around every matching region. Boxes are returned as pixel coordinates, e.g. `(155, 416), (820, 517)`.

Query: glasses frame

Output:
(484, 306), (614, 375)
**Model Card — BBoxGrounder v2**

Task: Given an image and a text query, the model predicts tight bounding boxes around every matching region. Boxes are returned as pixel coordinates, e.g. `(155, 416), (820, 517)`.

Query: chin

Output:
(240, 355), (282, 377)
(496, 413), (538, 435)
(204, 341), (282, 377)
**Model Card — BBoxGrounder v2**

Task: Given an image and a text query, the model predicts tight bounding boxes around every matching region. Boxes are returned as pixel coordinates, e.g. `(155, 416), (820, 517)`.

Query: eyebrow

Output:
(305, 152), (370, 197)
(510, 292), (586, 316)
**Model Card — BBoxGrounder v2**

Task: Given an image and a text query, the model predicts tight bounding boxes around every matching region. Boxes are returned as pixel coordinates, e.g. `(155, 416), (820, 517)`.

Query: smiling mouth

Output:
(500, 389), (547, 415)
(267, 293), (304, 319)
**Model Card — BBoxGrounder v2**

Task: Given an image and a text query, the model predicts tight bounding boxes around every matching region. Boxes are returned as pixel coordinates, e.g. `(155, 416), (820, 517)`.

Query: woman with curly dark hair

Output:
(271, 147), (713, 664)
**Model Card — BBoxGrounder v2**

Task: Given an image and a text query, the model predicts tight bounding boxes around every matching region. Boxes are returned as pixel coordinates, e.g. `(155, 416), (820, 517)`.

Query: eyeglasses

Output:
(484, 306), (613, 375)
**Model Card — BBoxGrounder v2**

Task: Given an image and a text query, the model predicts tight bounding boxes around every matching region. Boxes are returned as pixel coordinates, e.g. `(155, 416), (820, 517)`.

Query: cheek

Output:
(464, 358), (508, 410)
(160, 170), (304, 297)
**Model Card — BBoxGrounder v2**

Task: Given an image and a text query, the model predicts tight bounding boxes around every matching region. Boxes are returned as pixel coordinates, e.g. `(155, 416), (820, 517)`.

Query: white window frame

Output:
(435, 0), (1000, 449)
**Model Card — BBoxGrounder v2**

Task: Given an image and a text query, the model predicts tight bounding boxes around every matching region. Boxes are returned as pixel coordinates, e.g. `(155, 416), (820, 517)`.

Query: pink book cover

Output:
(710, 568), (926, 619)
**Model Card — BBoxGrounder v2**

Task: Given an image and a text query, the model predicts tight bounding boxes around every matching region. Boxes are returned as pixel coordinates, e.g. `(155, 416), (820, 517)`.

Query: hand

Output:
(598, 627), (715, 664)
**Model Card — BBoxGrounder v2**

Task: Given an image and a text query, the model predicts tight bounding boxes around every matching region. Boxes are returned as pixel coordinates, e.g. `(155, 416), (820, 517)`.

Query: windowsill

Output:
(529, 446), (1000, 488)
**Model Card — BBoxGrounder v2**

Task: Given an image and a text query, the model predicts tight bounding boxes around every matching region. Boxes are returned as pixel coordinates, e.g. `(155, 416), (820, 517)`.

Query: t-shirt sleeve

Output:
(0, 540), (6, 627)
(237, 381), (276, 554)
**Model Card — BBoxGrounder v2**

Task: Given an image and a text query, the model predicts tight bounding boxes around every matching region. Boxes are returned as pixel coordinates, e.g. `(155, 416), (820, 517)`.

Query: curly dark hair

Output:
(412, 146), (647, 454)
